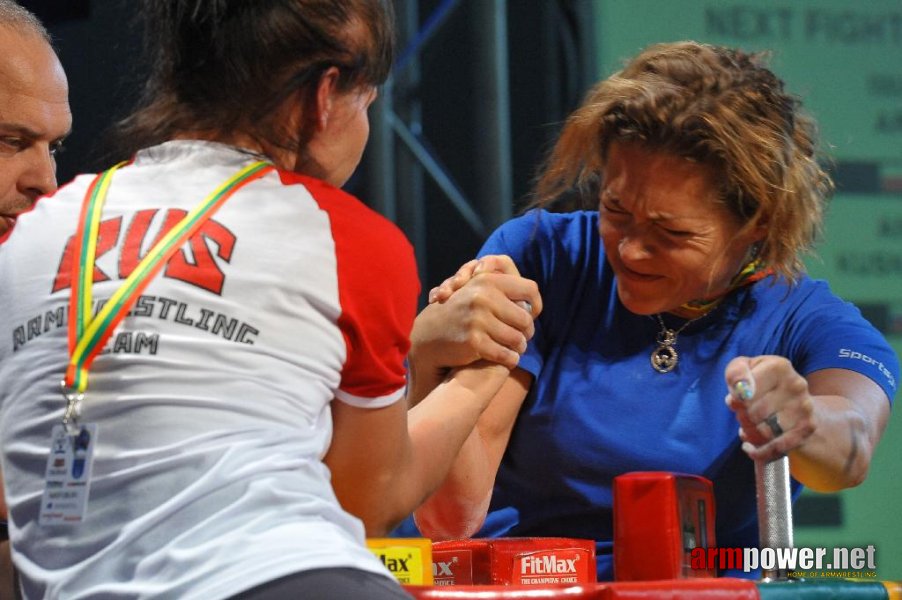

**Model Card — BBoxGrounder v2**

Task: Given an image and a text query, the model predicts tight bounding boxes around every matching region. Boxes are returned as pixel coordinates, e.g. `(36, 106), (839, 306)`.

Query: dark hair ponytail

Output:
(115, 0), (394, 157)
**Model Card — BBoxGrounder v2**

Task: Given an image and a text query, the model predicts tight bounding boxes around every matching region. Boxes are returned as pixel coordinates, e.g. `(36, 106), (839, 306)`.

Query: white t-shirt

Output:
(0, 141), (419, 599)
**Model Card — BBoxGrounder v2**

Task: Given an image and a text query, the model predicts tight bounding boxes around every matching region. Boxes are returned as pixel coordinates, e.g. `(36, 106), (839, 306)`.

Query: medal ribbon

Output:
(680, 257), (773, 316)
(65, 160), (273, 393)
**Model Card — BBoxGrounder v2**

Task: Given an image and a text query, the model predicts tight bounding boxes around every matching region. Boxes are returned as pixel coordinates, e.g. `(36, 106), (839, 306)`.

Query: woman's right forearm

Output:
(380, 362), (509, 533)
(330, 363), (507, 537)
(413, 425), (495, 539)
(413, 368), (532, 540)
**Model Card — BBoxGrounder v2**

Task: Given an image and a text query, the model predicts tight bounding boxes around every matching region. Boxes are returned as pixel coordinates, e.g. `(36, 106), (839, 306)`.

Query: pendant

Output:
(651, 344), (678, 373)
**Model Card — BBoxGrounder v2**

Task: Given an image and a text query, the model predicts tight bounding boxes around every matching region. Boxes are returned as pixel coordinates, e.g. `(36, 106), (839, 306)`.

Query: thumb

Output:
(724, 356), (756, 401)
(473, 254), (520, 276)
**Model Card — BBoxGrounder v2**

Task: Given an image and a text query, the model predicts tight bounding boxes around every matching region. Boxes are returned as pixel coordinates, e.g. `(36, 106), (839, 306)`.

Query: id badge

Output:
(39, 423), (98, 526)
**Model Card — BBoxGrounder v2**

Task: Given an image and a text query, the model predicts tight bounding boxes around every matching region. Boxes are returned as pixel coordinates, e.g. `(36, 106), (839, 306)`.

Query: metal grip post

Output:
(755, 455), (793, 581)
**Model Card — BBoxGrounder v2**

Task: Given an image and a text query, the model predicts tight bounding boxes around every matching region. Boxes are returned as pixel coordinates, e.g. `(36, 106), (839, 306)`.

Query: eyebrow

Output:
(0, 122), (71, 142)
(601, 191), (702, 223)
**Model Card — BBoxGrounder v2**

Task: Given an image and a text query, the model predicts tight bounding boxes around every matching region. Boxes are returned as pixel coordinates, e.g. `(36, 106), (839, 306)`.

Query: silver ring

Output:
(764, 414), (783, 438)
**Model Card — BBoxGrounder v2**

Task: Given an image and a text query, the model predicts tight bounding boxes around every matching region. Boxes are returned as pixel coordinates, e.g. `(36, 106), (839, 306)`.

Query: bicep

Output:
(324, 398), (408, 514)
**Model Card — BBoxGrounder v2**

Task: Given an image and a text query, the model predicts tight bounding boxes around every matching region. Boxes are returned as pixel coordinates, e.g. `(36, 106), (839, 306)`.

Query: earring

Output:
(748, 242), (762, 261)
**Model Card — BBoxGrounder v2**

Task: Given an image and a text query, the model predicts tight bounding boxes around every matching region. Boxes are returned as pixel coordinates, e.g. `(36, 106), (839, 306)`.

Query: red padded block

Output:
(431, 544), (475, 585)
(614, 472), (717, 581)
(599, 578), (759, 599)
(404, 579), (759, 599)
(431, 538), (597, 586)
(405, 583), (606, 599)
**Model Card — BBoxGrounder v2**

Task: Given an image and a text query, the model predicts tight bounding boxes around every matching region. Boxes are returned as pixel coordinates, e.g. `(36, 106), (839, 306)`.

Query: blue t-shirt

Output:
(400, 210), (898, 580)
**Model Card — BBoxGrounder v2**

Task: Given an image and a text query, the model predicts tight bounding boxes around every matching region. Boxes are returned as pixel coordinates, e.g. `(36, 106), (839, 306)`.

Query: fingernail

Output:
(428, 289), (437, 303)
(516, 300), (532, 314)
(734, 379), (754, 401)
(741, 441), (755, 454)
(508, 349), (521, 366)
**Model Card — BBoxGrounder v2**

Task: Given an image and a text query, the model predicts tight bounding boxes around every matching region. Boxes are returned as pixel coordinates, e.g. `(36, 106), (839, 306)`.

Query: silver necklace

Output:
(650, 313), (705, 373)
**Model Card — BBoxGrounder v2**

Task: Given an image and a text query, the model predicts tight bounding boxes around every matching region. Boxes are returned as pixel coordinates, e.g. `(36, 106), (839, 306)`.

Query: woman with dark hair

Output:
(0, 1), (538, 598)
(412, 41), (897, 579)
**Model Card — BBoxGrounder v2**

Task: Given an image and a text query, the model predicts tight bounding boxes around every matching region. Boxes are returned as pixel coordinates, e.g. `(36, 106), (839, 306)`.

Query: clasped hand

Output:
(411, 255), (542, 373)
(724, 356), (817, 462)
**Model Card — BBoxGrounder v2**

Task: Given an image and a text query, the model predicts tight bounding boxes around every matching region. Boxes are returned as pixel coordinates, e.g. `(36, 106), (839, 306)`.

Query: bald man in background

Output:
(0, 0), (71, 238)
(0, 2), (72, 596)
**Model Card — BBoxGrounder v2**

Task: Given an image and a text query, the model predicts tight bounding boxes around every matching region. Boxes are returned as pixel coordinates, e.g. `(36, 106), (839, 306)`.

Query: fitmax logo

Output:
(520, 554), (578, 575)
(376, 553), (411, 574)
(433, 558), (456, 577)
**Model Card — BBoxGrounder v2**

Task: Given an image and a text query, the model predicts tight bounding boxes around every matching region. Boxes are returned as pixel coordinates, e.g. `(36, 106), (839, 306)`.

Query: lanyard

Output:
(61, 159), (273, 426)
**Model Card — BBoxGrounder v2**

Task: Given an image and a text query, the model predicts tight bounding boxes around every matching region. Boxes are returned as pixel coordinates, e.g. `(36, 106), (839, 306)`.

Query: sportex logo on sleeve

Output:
(838, 348), (896, 391)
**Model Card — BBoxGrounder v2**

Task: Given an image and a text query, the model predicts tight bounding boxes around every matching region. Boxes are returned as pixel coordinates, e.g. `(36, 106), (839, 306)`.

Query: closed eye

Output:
(599, 193), (628, 216)
(0, 136), (27, 154)
(658, 224), (692, 237)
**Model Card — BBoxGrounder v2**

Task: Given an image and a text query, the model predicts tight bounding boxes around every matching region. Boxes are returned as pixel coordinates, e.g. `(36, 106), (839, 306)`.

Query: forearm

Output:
(789, 394), (874, 492)
(397, 364), (507, 523)
(413, 425), (495, 540)
(414, 368), (531, 539)
(788, 368), (891, 492)
(330, 363), (507, 536)
(726, 362), (890, 493)
(406, 342), (447, 408)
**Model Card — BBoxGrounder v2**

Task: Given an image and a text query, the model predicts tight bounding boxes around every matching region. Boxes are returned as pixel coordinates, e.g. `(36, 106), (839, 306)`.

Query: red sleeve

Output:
(283, 172), (420, 405)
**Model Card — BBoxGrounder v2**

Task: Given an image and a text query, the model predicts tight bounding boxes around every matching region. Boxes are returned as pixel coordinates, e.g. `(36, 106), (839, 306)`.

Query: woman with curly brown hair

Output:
(410, 41), (897, 580)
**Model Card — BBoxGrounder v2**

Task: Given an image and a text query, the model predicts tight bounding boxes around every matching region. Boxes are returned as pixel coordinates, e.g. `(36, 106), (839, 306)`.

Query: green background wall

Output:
(594, 0), (902, 579)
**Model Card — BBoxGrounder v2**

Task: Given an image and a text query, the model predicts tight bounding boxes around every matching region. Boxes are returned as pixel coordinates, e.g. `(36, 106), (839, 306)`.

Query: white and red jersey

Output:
(0, 140), (419, 599)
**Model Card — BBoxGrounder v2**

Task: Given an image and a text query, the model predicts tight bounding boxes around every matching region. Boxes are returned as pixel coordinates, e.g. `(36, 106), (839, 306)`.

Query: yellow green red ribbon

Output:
(680, 257), (773, 316)
(65, 160), (273, 393)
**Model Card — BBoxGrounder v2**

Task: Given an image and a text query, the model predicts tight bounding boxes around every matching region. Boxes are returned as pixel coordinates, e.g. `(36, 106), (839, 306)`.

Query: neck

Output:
(667, 305), (711, 320)
(170, 131), (291, 169)
(673, 257), (772, 318)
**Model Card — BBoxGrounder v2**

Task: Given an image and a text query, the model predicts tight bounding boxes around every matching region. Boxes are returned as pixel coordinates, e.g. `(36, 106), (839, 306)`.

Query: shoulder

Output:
(481, 210), (603, 272)
(487, 209), (599, 247)
(752, 275), (867, 318)
(277, 171), (412, 258)
(277, 173), (419, 403)
(277, 171), (419, 302)
(751, 275), (898, 400)
(480, 210), (610, 322)
(746, 275), (880, 336)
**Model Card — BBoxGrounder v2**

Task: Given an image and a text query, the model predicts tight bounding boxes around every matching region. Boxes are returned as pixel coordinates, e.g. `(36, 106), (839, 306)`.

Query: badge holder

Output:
(38, 383), (98, 526)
